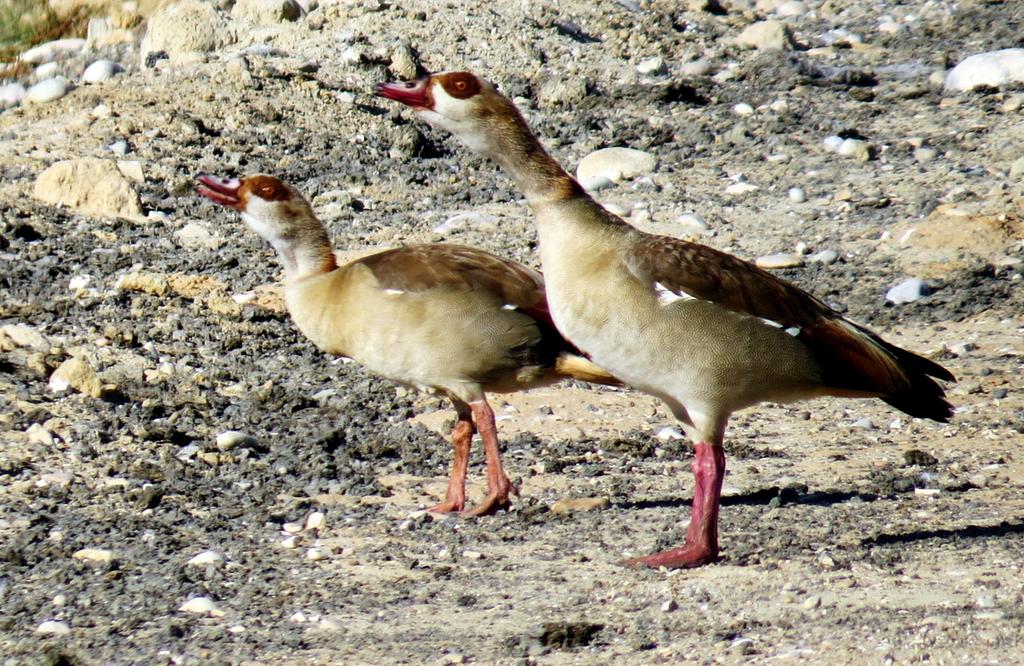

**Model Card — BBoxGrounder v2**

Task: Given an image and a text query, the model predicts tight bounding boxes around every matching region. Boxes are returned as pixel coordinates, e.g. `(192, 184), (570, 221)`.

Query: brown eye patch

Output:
(438, 72), (481, 99)
(242, 175), (290, 202)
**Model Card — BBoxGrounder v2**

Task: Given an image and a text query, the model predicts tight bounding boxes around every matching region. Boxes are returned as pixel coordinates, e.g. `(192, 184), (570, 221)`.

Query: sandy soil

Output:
(2, 0), (1023, 663)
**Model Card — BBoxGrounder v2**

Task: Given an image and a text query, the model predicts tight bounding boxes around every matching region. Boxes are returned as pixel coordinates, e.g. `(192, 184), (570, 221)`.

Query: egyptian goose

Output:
(196, 173), (618, 516)
(377, 72), (955, 568)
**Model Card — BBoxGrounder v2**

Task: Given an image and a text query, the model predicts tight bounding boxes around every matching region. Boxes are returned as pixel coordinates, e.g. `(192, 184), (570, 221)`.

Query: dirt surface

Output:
(2, 0), (1024, 663)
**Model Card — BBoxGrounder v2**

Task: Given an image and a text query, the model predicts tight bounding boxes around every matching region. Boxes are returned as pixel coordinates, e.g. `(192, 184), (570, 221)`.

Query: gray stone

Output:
(886, 278), (929, 304)
(49, 356), (104, 398)
(37, 620), (71, 635)
(21, 38), (86, 64)
(26, 77), (69, 104)
(756, 253), (804, 269)
(82, 59), (123, 84)
(809, 249), (839, 265)
(945, 49), (1024, 92)
(577, 147), (657, 185)
(636, 56), (666, 76)
(1, 82), (26, 108)
(141, 0), (238, 68)
(735, 21), (795, 51)
(34, 158), (144, 221)
(174, 223), (224, 250)
(232, 0), (303, 24)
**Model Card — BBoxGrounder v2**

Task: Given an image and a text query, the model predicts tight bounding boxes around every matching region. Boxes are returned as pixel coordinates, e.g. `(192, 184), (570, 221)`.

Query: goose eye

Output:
(454, 80), (467, 91)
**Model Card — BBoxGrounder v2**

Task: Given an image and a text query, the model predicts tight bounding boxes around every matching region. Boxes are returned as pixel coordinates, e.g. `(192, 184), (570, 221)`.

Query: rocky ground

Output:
(2, 0), (1024, 663)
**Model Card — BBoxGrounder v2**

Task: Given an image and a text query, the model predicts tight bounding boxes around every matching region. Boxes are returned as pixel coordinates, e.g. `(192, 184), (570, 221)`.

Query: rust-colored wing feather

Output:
(357, 242), (565, 344)
(624, 233), (954, 421)
(358, 243), (545, 308)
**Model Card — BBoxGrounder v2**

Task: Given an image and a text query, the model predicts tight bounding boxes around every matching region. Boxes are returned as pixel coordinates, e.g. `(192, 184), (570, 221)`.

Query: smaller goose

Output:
(196, 173), (618, 516)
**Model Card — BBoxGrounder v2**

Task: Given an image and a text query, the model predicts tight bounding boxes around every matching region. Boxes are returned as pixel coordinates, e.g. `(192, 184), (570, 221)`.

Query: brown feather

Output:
(624, 232), (953, 421)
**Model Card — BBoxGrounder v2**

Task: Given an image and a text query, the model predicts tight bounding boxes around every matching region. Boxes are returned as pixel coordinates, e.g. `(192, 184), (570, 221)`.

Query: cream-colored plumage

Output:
(196, 173), (618, 516)
(378, 72), (954, 568)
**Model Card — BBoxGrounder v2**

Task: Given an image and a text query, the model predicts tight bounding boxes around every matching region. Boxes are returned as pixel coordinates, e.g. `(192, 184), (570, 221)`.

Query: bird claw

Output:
(621, 545), (718, 570)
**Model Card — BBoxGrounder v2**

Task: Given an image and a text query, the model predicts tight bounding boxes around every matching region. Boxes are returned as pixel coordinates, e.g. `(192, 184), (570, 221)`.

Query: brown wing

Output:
(358, 244), (541, 303)
(624, 233), (835, 328)
(356, 243), (558, 332)
(624, 233), (954, 421)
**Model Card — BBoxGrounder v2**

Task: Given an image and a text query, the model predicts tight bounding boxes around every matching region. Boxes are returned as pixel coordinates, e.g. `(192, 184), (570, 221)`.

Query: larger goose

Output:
(196, 173), (618, 516)
(377, 72), (954, 568)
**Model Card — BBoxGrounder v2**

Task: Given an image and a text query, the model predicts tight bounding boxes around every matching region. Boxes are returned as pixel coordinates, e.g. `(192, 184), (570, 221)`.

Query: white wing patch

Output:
(384, 289), (405, 296)
(654, 282), (695, 306)
(759, 317), (802, 337)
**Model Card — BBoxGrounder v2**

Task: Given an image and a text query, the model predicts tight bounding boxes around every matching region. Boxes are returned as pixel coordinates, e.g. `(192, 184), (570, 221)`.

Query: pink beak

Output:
(196, 174), (242, 209)
(375, 78), (432, 109)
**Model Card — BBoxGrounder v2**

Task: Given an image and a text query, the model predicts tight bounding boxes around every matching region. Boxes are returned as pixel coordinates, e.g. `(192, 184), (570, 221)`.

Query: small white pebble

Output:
(187, 550), (223, 567)
(676, 213), (712, 236)
(72, 548), (115, 565)
(636, 56), (666, 75)
(305, 511), (326, 531)
(215, 430), (257, 451)
(851, 418), (876, 430)
(809, 249), (839, 265)
(661, 599), (679, 612)
(836, 138), (871, 160)
(336, 91), (355, 104)
(822, 135), (844, 152)
(756, 253), (803, 269)
(289, 611), (308, 623)
(725, 182), (759, 195)
(82, 59), (122, 84)
(1, 82), (27, 108)
(26, 77), (69, 104)
(52, 594), (67, 606)
(37, 620), (71, 635)
(680, 59), (712, 77)
(91, 103), (112, 118)
(655, 426), (685, 440)
(281, 535), (300, 549)
(802, 595), (822, 609)
(886, 278), (929, 304)
(179, 596), (222, 616)
(733, 102), (754, 116)
(282, 522), (303, 534)
(306, 547), (327, 561)
(788, 187), (807, 203)
(462, 550), (484, 560)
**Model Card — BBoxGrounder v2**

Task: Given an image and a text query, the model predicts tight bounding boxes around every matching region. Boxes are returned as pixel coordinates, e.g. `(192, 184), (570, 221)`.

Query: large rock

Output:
(34, 158), (144, 221)
(735, 20), (795, 51)
(576, 147), (657, 189)
(888, 203), (1024, 278)
(232, 0), (302, 24)
(945, 49), (1024, 92)
(140, 0), (238, 67)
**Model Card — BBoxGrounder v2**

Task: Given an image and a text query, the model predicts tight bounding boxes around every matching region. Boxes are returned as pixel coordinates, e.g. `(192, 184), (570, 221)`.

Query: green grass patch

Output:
(1, 0), (90, 76)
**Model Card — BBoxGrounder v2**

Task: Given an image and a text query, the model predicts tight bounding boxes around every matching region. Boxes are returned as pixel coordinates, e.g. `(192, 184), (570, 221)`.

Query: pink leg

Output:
(624, 442), (726, 569)
(461, 398), (518, 517)
(427, 414), (474, 514)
